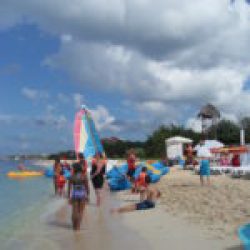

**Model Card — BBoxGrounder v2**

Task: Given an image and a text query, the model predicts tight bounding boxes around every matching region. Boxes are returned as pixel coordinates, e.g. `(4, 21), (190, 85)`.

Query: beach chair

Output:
(238, 223), (250, 250)
(231, 165), (250, 178)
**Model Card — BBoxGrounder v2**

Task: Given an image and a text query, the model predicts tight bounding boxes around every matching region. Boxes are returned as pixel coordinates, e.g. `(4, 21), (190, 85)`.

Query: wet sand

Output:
(3, 184), (150, 250)
(3, 181), (242, 250)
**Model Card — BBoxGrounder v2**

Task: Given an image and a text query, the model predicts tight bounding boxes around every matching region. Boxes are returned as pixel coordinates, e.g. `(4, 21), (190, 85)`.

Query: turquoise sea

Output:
(0, 160), (53, 247)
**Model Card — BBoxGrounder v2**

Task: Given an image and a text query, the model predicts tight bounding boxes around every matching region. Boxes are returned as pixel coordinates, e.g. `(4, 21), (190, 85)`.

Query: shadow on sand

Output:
(225, 245), (243, 250)
(170, 184), (198, 188)
(47, 220), (72, 230)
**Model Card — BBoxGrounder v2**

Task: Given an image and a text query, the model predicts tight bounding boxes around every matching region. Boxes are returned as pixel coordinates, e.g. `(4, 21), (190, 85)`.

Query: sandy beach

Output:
(157, 168), (250, 239)
(3, 163), (248, 250)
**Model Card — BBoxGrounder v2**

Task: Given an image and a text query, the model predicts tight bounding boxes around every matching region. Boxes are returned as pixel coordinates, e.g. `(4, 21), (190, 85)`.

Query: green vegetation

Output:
(13, 116), (250, 160)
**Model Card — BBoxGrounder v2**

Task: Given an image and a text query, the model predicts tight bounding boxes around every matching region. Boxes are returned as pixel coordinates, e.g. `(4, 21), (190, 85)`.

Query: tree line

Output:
(48, 117), (250, 159)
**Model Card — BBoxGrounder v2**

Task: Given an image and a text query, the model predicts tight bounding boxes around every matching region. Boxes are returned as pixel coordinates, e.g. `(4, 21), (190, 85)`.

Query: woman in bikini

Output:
(68, 154), (89, 231)
(91, 152), (107, 206)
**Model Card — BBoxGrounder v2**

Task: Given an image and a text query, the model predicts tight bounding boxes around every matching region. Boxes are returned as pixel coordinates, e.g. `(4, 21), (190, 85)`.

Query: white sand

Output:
(157, 168), (250, 239)
(120, 207), (241, 250)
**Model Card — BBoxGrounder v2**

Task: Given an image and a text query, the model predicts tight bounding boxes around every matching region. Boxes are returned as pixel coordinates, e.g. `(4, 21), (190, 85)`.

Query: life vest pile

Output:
(107, 161), (169, 191)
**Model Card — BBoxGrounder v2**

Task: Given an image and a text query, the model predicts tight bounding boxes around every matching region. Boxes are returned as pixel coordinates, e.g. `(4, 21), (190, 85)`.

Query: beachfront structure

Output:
(198, 103), (220, 137)
(166, 136), (193, 160)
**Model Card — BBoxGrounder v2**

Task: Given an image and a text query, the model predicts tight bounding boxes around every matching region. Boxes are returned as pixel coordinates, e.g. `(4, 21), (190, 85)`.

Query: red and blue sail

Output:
(74, 108), (104, 159)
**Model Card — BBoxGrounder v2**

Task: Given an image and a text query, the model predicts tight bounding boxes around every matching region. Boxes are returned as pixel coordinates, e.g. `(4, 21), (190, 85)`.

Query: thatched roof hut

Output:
(197, 104), (220, 119)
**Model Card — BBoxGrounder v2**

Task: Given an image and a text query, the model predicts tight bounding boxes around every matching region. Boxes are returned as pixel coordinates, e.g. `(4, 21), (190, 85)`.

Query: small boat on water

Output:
(7, 171), (43, 178)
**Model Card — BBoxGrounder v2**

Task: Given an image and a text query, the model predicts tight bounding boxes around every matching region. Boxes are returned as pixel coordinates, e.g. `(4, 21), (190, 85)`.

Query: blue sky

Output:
(0, 0), (250, 155)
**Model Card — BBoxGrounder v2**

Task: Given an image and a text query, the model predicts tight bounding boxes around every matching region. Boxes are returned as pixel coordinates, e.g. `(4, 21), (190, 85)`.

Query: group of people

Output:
(53, 152), (107, 230)
(183, 140), (242, 186)
(52, 149), (161, 231)
(121, 149), (161, 211)
(220, 153), (241, 167)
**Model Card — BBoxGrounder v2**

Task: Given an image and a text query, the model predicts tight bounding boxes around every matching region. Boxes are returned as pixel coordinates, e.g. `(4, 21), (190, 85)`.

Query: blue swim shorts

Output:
(136, 200), (155, 210)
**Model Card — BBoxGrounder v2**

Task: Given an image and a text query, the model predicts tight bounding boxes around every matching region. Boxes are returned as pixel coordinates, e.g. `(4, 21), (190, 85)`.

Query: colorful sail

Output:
(74, 108), (104, 159)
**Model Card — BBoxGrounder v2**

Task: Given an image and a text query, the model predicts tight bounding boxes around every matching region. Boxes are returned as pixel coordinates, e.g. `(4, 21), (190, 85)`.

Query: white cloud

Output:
(44, 40), (250, 125)
(90, 105), (121, 133)
(2, 0), (250, 136)
(57, 93), (70, 103)
(61, 34), (73, 43)
(35, 114), (68, 129)
(0, 114), (13, 123)
(21, 87), (49, 101)
(72, 93), (84, 109)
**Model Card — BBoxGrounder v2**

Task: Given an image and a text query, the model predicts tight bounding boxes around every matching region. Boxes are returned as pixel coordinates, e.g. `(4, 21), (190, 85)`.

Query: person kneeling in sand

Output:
(111, 182), (161, 214)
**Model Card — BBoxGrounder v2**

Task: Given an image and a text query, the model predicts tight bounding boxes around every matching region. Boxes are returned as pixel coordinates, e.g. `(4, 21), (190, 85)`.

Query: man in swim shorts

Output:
(199, 157), (211, 186)
(111, 183), (161, 213)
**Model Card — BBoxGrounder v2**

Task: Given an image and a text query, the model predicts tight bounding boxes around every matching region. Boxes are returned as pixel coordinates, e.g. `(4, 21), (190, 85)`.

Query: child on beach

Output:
(199, 158), (210, 186)
(135, 167), (150, 201)
(56, 170), (66, 197)
(111, 182), (161, 214)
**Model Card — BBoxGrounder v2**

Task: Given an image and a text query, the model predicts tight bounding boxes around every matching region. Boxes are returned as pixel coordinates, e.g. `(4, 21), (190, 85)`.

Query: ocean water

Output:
(0, 160), (53, 246)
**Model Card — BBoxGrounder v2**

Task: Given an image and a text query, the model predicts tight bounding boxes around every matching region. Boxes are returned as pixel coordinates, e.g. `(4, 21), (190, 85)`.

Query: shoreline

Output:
(3, 183), (243, 250)
(2, 160), (247, 249)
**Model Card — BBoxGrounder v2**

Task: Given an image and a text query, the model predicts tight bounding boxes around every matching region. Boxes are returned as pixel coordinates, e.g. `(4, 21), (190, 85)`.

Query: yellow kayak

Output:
(7, 171), (43, 178)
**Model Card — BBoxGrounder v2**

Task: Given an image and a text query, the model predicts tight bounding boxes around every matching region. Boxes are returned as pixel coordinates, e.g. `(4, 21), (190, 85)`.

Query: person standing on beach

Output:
(199, 157), (211, 186)
(68, 153), (90, 231)
(126, 149), (137, 192)
(185, 143), (194, 166)
(53, 158), (62, 195)
(91, 152), (107, 206)
(71, 153), (89, 201)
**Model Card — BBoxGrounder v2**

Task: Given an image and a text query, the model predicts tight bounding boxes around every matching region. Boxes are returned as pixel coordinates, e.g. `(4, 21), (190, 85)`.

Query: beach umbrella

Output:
(194, 140), (224, 151)
(74, 106), (104, 159)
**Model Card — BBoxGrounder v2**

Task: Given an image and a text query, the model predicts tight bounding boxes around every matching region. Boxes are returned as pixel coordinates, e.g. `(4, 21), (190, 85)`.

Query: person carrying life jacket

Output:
(135, 167), (150, 201)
